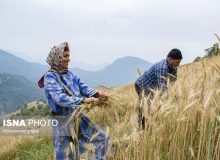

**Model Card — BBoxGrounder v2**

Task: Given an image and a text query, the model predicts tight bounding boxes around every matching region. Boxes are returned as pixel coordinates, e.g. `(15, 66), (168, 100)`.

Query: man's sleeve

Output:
(44, 72), (85, 108)
(155, 67), (168, 91)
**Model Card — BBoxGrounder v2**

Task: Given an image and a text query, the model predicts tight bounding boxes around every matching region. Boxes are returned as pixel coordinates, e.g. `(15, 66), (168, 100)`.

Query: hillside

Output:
(0, 49), (47, 83)
(0, 73), (44, 114)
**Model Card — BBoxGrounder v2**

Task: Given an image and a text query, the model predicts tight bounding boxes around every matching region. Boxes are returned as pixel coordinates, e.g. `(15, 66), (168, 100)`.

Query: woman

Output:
(39, 42), (113, 159)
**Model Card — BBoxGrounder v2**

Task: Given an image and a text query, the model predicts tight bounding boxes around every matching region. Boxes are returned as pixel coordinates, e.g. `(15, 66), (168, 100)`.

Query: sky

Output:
(0, 0), (219, 68)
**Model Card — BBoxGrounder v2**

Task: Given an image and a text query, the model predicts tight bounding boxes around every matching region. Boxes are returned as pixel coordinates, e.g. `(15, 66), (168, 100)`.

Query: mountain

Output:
(0, 73), (44, 114)
(0, 49), (47, 83)
(72, 56), (151, 86)
(0, 49), (151, 86)
(71, 62), (108, 71)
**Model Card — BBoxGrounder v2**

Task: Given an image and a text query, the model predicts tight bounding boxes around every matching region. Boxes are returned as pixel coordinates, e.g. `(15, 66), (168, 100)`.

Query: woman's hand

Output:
(84, 97), (101, 105)
(98, 91), (108, 102)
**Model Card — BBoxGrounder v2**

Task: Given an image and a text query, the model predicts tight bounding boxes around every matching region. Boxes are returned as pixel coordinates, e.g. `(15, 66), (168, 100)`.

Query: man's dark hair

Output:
(167, 48), (182, 59)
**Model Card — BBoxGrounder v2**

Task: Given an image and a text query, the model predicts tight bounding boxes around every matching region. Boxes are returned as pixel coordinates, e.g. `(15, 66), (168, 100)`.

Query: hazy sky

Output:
(0, 0), (219, 66)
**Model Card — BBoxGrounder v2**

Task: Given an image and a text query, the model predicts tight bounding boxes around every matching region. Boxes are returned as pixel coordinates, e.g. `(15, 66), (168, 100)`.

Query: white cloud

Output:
(0, 0), (219, 65)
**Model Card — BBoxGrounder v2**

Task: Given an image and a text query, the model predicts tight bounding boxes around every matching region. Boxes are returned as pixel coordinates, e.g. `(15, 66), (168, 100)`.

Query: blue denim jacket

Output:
(44, 71), (97, 115)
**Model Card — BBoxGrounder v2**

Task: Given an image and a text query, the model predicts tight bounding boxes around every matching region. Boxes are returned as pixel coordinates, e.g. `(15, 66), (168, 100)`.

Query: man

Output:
(39, 42), (113, 159)
(135, 48), (182, 129)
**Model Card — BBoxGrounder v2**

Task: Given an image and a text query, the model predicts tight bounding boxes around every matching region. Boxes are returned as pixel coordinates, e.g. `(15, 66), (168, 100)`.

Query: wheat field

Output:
(1, 55), (220, 160)
(89, 55), (220, 160)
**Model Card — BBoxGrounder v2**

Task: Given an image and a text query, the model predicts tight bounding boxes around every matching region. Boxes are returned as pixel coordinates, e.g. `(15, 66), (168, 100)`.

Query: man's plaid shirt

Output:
(135, 59), (174, 92)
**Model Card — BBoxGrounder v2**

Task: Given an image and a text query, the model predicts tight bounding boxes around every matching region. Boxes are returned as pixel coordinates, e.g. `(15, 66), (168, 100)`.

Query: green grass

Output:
(0, 136), (53, 160)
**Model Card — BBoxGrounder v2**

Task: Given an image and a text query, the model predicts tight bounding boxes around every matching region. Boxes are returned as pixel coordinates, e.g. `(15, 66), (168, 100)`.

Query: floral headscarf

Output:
(46, 42), (69, 73)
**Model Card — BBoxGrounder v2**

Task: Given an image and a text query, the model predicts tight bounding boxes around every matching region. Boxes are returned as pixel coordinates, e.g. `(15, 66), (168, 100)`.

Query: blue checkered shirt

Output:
(135, 59), (174, 93)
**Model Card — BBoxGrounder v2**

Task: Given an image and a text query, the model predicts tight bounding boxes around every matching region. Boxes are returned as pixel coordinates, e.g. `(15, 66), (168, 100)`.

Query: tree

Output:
(205, 34), (220, 57)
